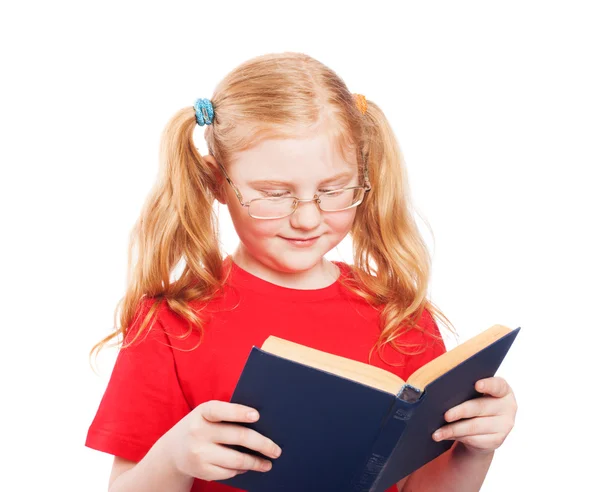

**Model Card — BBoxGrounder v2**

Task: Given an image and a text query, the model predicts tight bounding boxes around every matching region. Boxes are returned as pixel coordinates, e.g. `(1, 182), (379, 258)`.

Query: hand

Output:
(431, 377), (517, 456)
(161, 400), (282, 481)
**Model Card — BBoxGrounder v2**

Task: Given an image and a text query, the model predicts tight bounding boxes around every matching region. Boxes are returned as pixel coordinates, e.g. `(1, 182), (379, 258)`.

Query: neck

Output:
(232, 245), (339, 290)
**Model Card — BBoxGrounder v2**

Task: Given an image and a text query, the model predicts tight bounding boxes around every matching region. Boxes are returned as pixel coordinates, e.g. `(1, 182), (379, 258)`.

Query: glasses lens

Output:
(248, 197), (296, 219)
(319, 188), (365, 212)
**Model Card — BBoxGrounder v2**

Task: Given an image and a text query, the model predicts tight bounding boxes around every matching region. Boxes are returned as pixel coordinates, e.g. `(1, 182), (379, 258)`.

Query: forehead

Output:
(229, 133), (357, 182)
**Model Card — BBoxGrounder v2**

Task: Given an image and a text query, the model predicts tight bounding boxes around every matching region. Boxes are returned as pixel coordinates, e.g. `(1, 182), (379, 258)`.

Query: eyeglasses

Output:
(216, 162), (372, 220)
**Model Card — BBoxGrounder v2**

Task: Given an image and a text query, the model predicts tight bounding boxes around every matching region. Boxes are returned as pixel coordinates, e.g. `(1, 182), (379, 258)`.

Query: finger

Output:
(433, 416), (503, 441)
(200, 400), (261, 424)
(444, 396), (503, 422)
(475, 377), (512, 398)
(215, 422), (282, 460)
(452, 433), (506, 451)
(210, 443), (274, 473)
(197, 462), (251, 481)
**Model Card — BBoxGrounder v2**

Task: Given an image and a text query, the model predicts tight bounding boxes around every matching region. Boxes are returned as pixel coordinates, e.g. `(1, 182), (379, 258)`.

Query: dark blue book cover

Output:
(370, 326), (520, 491)
(218, 326), (520, 492)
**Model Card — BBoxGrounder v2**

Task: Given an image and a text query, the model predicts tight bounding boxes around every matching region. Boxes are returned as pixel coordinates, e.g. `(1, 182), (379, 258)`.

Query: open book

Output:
(218, 324), (520, 492)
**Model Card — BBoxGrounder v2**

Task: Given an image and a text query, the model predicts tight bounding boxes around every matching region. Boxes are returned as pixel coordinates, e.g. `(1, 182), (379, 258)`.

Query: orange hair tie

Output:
(354, 93), (368, 115)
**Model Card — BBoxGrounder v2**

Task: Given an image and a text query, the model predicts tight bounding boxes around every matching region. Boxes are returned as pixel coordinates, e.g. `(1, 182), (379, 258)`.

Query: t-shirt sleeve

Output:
(85, 299), (192, 462)
(403, 308), (447, 378)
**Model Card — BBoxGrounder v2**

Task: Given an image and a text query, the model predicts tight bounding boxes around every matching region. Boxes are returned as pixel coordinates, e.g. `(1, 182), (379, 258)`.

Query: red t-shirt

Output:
(86, 257), (446, 491)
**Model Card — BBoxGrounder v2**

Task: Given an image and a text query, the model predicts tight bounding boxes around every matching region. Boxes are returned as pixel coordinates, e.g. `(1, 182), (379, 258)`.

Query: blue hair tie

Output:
(194, 98), (214, 126)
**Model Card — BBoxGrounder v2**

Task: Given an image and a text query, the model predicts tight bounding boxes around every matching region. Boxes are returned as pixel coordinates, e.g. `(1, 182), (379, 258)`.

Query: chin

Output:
(269, 248), (330, 273)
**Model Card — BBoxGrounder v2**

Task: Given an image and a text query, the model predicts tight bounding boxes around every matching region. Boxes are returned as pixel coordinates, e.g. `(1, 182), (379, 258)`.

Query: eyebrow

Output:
(247, 171), (355, 188)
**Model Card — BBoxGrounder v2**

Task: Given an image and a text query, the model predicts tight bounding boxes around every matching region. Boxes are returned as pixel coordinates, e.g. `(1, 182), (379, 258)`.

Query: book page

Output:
(262, 336), (405, 394)
(407, 324), (513, 390)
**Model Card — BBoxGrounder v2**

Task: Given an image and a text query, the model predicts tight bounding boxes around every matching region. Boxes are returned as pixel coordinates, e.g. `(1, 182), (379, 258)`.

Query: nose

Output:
(289, 197), (322, 230)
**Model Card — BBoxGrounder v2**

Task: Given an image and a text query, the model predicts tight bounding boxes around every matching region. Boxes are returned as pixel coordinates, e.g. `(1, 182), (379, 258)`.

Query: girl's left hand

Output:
(432, 376), (517, 456)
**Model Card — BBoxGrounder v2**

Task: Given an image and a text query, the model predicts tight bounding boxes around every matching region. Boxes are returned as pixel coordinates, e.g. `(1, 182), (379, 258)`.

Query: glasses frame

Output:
(215, 153), (372, 220)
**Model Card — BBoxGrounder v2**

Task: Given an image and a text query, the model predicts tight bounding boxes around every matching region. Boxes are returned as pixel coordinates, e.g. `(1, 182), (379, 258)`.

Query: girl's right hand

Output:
(160, 400), (282, 482)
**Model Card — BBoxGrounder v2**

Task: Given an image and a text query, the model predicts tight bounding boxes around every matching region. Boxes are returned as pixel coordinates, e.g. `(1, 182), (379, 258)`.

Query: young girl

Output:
(86, 52), (517, 492)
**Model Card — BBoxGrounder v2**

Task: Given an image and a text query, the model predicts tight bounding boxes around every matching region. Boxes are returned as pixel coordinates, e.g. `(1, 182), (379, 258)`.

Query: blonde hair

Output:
(89, 52), (456, 366)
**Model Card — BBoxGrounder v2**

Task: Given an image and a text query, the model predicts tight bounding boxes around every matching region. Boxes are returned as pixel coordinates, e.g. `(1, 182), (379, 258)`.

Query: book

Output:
(218, 324), (520, 492)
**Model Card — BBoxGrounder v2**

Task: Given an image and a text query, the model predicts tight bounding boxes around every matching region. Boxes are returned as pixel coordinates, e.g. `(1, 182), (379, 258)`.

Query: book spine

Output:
(347, 396), (421, 492)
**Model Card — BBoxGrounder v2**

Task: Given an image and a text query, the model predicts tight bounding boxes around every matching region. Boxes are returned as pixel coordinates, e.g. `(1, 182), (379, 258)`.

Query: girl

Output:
(86, 52), (517, 492)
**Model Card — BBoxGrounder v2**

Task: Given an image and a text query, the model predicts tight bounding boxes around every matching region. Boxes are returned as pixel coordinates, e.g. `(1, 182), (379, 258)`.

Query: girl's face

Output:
(212, 133), (360, 280)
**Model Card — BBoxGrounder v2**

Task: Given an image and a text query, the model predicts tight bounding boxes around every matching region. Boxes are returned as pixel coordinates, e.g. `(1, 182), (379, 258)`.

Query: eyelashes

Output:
(261, 191), (289, 198)
(261, 189), (338, 197)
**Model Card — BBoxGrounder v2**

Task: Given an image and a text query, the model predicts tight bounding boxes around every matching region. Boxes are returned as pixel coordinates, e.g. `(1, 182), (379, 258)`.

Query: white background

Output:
(1, 1), (598, 490)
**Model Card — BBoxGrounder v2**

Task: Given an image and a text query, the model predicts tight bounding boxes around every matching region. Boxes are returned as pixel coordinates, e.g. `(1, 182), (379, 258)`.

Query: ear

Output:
(202, 154), (227, 205)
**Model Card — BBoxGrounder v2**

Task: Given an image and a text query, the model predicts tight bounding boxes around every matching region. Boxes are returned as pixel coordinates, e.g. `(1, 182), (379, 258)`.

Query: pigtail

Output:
(347, 99), (457, 362)
(89, 107), (224, 363)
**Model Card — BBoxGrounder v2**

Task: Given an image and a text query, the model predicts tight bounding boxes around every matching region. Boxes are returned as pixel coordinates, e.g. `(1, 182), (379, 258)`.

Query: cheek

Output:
(229, 205), (283, 238)
(325, 209), (357, 234)
(249, 219), (284, 237)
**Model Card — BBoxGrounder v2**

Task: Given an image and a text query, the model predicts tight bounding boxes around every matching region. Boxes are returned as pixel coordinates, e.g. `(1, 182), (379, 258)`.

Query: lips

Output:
(280, 235), (321, 247)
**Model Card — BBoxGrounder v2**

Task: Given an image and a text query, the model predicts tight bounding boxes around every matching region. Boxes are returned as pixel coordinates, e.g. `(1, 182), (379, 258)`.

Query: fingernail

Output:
(478, 381), (485, 391)
(433, 431), (443, 441)
(248, 411), (259, 420)
(263, 461), (272, 471)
